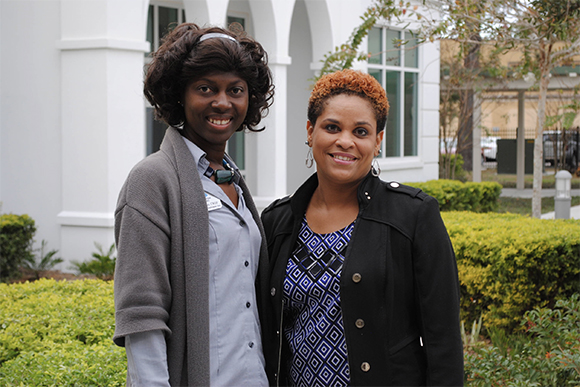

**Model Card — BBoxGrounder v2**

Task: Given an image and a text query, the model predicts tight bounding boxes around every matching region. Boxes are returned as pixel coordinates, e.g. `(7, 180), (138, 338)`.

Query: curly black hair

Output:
(144, 23), (274, 132)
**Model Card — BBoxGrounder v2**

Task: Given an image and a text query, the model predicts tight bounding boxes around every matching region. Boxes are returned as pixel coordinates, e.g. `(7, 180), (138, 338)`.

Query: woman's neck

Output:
(305, 176), (361, 234)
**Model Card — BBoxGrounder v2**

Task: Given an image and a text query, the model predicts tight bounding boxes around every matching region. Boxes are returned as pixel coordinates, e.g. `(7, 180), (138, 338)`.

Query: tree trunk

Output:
(458, 90), (474, 170)
(532, 64), (550, 218)
(457, 36), (480, 171)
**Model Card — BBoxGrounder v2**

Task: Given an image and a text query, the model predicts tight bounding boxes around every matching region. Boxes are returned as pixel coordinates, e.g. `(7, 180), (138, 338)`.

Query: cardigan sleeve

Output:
(113, 157), (177, 347)
(412, 196), (464, 386)
(113, 203), (173, 346)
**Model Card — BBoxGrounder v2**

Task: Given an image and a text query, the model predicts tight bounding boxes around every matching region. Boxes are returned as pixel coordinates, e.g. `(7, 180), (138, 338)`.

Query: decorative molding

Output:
(269, 55), (292, 66)
(57, 211), (114, 228)
(56, 38), (150, 53)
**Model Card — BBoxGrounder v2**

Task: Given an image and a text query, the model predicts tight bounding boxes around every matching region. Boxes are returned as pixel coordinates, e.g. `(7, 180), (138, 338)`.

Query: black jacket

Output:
(260, 172), (464, 386)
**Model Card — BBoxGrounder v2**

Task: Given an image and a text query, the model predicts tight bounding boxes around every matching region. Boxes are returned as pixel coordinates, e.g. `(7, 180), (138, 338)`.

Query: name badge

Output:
(205, 193), (222, 211)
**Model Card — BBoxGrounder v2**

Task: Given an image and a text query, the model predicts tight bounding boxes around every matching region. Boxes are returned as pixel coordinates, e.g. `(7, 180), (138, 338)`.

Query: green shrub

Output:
(443, 212), (580, 333)
(70, 243), (116, 280)
(465, 294), (580, 386)
(0, 279), (125, 385)
(408, 180), (502, 212)
(0, 214), (36, 282)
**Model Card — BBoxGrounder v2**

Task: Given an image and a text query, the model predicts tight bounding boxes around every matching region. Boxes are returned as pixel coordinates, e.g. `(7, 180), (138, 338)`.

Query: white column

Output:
(183, 0), (227, 26)
(253, 59), (291, 210)
(57, 0), (149, 266)
(248, 0), (295, 209)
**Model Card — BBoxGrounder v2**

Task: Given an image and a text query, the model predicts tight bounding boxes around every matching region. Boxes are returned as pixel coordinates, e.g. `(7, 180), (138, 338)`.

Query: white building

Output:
(0, 0), (440, 268)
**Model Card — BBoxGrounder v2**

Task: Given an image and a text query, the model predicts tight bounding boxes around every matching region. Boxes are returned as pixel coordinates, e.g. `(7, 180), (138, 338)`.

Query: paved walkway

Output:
(500, 188), (580, 219)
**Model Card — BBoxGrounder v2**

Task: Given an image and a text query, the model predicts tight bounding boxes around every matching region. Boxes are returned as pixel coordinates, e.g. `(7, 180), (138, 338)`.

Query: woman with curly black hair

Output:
(113, 23), (274, 386)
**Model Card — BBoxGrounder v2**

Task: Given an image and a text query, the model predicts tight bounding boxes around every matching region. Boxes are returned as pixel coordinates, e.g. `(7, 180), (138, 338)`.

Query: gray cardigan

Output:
(113, 127), (269, 386)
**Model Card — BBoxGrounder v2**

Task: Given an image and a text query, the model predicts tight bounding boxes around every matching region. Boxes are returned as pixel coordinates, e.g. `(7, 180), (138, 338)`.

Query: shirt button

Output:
(239, 220), (245, 227)
(355, 319), (365, 328)
(352, 273), (362, 283)
(270, 288), (276, 296)
(246, 302), (251, 308)
(361, 362), (371, 372)
(244, 261), (249, 267)
(249, 342), (254, 348)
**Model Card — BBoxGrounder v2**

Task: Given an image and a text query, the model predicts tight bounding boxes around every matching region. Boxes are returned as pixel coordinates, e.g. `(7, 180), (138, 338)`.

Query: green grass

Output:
(480, 168), (580, 189)
(497, 196), (580, 215)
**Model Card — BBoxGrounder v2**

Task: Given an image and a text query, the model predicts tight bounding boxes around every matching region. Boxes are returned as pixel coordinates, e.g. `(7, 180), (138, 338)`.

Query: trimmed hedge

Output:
(0, 214), (36, 282)
(408, 179), (502, 212)
(0, 279), (125, 386)
(443, 211), (580, 333)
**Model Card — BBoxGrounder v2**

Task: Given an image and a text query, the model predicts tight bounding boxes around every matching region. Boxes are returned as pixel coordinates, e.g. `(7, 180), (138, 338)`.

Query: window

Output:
(368, 27), (419, 158)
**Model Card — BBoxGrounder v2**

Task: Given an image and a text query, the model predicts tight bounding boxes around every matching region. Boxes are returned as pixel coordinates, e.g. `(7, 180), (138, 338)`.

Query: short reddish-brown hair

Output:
(308, 69), (389, 132)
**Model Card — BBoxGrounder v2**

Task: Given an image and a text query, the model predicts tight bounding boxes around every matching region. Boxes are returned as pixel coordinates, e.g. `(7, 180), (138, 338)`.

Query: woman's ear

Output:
(306, 121), (314, 145)
(375, 130), (385, 156)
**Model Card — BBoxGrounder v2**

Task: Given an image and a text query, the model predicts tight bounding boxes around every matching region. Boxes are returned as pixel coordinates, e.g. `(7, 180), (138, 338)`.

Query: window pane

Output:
(227, 16), (245, 29)
(158, 6), (178, 46)
(404, 72), (418, 156)
(405, 33), (418, 68)
(386, 30), (400, 66)
(146, 5), (154, 56)
(228, 131), (245, 170)
(385, 71), (400, 157)
(368, 68), (382, 84)
(368, 27), (382, 65)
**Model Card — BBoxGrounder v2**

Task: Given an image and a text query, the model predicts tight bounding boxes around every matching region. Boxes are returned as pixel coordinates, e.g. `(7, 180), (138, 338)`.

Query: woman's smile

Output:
(331, 152), (358, 164)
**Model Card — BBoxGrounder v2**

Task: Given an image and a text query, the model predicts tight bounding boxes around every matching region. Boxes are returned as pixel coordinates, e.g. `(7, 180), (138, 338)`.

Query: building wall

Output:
(1, 1), (63, 258)
(0, 0), (440, 270)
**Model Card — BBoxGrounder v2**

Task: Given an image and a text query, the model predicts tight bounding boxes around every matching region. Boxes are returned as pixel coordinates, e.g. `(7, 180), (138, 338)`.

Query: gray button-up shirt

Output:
(125, 136), (267, 387)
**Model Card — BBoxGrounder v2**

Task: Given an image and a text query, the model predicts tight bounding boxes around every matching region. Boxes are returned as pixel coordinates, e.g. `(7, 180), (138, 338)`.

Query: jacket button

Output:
(355, 319), (365, 328)
(270, 288), (276, 296)
(361, 362), (371, 372)
(390, 182), (400, 188)
(352, 273), (362, 283)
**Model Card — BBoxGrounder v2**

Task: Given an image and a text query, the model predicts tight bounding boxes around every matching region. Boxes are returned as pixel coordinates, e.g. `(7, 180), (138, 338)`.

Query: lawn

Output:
(478, 167), (580, 215)
(480, 168), (580, 189)
(497, 196), (580, 215)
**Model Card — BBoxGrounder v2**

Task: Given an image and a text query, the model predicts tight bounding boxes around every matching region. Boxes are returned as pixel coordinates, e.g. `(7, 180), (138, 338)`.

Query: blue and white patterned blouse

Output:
(283, 218), (355, 387)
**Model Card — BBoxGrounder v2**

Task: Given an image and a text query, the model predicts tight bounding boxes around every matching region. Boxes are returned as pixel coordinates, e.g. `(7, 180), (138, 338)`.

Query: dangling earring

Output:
(372, 159), (381, 177)
(305, 141), (313, 168)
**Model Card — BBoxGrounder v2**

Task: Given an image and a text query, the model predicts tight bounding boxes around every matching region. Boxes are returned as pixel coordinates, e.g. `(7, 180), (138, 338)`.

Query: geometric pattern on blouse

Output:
(282, 218), (354, 387)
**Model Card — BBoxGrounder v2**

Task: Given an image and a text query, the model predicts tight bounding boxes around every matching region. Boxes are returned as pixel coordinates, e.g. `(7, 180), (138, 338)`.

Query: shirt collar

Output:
(180, 134), (240, 181)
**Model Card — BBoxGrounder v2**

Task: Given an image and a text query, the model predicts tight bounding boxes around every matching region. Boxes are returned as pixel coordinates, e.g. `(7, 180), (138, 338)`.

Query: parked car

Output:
(543, 130), (579, 171)
(481, 137), (499, 161)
